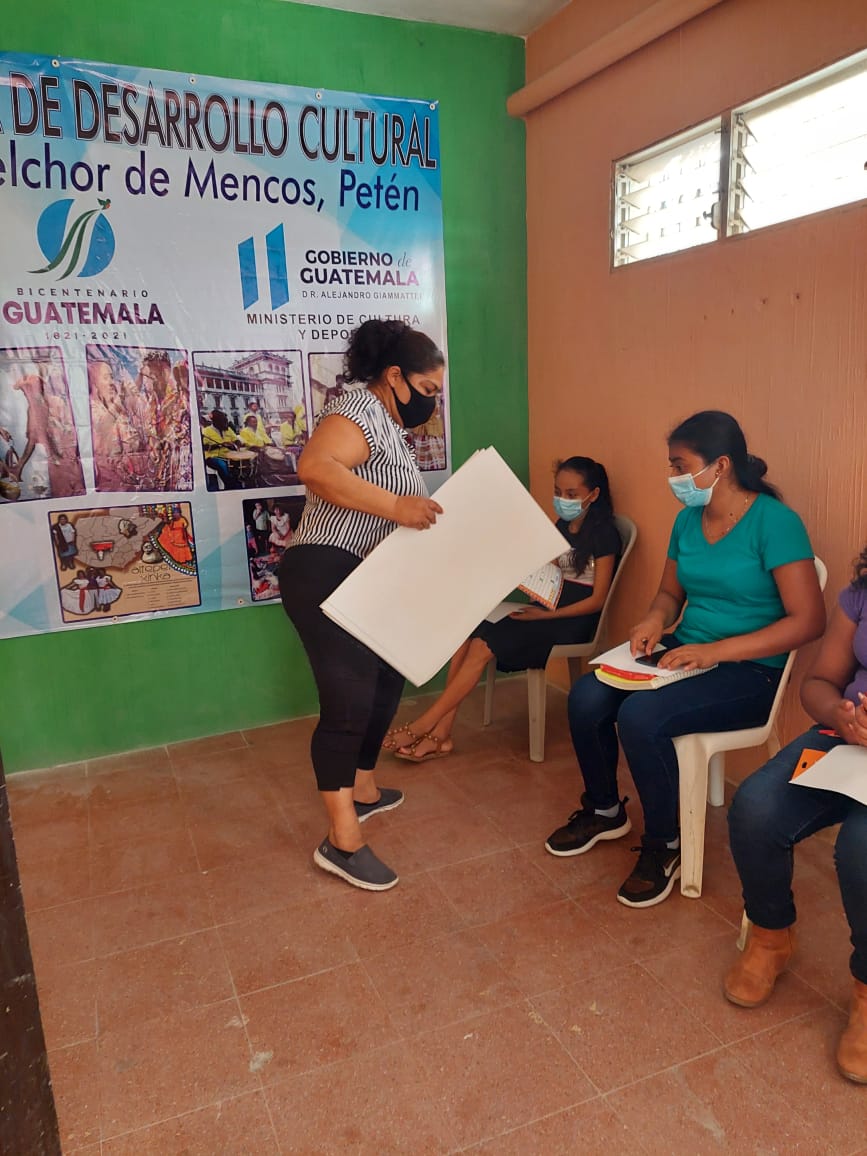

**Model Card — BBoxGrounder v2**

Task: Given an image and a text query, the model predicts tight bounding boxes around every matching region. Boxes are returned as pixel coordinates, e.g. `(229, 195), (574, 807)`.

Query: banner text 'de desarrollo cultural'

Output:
(0, 54), (449, 636)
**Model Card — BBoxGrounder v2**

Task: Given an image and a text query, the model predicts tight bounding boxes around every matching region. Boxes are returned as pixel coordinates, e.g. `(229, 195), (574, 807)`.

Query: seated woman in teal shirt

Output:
(546, 411), (826, 909)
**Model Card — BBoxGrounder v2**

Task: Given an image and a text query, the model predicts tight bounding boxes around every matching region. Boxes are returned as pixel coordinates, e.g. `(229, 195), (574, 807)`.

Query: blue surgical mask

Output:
(554, 496), (585, 521)
(668, 462), (718, 507)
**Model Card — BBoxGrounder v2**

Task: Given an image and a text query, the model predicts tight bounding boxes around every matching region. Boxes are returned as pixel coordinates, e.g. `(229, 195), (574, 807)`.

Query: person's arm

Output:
(659, 558), (826, 671)
(511, 554), (617, 621)
(629, 557), (686, 656)
(297, 413), (442, 530)
(801, 604), (867, 745)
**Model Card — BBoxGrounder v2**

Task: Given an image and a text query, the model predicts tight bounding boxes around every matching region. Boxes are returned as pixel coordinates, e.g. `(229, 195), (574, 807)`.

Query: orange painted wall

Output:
(524, 0), (867, 740)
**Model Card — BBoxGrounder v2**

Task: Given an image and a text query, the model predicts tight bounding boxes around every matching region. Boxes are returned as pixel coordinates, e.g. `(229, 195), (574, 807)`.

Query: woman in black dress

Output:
(386, 456), (621, 761)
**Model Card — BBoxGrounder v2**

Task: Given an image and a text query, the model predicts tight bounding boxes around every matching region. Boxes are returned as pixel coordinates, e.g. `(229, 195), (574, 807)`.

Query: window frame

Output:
(610, 46), (867, 271)
(610, 116), (727, 269)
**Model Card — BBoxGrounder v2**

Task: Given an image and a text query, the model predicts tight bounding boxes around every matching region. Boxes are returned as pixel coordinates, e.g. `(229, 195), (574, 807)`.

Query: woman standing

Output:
(547, 411), (825, 908)
(724, 544), (867, 1083)
(278, 320), (444, 891)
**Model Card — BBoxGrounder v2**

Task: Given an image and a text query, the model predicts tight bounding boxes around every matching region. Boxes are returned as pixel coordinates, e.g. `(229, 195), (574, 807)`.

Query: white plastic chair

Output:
(483, 515), (638, 762)
(674, 556), (828, 899)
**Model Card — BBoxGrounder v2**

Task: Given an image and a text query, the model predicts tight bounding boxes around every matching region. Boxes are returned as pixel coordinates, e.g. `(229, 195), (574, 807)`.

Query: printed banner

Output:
(0, 53), (449, 637)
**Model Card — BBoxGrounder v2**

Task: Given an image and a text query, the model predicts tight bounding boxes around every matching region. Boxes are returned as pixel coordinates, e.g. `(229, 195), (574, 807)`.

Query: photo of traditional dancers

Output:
(243, 494), (306, 602)
(0, 346), (85, 503)
(192, 350), (308, 491)
(85, 344), (193, 493)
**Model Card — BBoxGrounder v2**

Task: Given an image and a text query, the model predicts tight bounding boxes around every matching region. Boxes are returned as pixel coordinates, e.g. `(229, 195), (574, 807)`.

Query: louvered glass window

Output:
(612, 121), (722, 266)
(728, 52), (867, 235)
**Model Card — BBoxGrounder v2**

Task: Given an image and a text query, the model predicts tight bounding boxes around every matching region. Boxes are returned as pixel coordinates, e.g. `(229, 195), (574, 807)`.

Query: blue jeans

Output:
(567, 659), (781, 842)
(728, 728), (867, 984)
(205, 458), (240, 490)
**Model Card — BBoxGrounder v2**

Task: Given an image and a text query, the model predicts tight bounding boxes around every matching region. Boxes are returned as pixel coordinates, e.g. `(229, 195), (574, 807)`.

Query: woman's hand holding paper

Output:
(509, 605), (552, 621)
(629, 614), (665, 657)
(656, 642), (722, 671)
(394, 494), (443, 530)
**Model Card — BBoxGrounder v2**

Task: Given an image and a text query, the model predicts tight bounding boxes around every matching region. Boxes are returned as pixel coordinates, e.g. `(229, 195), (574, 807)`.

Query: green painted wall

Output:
(0, 0), (527, 772)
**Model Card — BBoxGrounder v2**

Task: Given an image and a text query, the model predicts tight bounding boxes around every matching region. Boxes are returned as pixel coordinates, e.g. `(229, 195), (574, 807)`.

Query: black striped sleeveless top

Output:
(290, 388), (428, 559)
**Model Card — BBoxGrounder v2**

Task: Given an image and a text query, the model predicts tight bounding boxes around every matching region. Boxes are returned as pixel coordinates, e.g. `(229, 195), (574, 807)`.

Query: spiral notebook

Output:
(591, 642), (717, 691)
(518, 562), (563, 610)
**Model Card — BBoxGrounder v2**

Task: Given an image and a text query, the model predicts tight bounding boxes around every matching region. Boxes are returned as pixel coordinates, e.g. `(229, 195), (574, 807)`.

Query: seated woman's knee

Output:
(567, 671), (610, 726)
(728, 768), (780, 837)
(614, 690), (661, 742)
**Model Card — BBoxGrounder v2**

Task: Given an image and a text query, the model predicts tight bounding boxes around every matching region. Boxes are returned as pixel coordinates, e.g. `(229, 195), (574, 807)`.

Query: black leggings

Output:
(278, 544), (405, 791)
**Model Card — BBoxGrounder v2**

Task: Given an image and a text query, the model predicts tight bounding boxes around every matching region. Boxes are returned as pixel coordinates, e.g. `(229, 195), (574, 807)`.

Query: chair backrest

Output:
(586, 514), (638, 651)
(762, 554), (829, 726)
(814, 555), (828, 592)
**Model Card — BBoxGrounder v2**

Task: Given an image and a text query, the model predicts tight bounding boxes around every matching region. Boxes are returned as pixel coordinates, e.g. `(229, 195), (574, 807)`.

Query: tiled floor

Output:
(7, 679), (865, 1154)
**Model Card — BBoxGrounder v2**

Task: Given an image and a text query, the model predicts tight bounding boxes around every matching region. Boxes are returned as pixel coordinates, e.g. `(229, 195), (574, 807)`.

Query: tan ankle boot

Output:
(723, 924), (796, 1008)
(837, 980), (867, 1084)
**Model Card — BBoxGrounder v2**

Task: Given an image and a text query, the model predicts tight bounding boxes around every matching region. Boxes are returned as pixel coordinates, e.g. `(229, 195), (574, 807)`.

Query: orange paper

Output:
(790, 748), (827, 780)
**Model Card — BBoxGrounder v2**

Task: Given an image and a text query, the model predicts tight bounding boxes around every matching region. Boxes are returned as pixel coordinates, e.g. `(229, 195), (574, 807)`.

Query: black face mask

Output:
(393, 374), (437, 428)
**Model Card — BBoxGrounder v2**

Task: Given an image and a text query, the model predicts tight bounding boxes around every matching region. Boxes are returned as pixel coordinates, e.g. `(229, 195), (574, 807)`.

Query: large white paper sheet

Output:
(321, 448), (569, 685)
(791, 743), (867, 806)
(484, 600), (525, 624)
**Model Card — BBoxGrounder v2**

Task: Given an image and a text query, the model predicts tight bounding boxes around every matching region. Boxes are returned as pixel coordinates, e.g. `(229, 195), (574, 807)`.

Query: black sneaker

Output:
(313, 838), (398, 891)
(616, 841), (681, 908)
(545, 794), (631, 857)
(354, 788), (404, 824)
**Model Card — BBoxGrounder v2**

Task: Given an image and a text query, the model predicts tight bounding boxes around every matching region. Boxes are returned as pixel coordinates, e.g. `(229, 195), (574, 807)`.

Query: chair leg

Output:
(527, 668), (547, 762)
(677, 736), (709, 899)
(708, 751), (726, 808)
(736, 910), (751, 952)
(482, 658), (496, 727)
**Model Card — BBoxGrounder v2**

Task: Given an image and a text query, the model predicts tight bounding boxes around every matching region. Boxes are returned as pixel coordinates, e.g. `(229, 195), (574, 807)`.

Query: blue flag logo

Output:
(32, 197), (116, 279)
(238, 223), (290, 310)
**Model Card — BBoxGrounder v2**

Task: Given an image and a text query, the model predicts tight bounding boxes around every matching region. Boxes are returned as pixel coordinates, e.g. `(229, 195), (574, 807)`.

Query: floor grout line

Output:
(20, 684), (862, 1152)
(95, 1088), (269, 1148)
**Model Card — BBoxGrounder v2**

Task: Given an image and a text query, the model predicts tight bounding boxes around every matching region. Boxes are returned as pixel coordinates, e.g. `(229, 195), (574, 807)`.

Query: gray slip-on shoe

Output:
(313, 838), (399, 891)
(354, 788), (405, 823)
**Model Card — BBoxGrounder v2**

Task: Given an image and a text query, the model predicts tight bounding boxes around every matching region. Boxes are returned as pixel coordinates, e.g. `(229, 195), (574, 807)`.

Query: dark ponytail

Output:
(555, 455), (615, 577)
(667, 410), (780, 499)
(345, 319), (444, 384)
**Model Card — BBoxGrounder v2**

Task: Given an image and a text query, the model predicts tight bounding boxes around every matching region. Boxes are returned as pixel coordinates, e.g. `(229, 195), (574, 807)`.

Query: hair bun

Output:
(745, 453), (769, 479)
(344, 319), (410, 383)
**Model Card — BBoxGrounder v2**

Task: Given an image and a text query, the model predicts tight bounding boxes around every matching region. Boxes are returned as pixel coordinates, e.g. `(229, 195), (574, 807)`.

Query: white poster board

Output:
(322, 447), (569, 685)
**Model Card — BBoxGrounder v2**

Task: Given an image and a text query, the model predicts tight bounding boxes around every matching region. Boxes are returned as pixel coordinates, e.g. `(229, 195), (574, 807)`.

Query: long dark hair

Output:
(556, 455), (615, 577)
(667, 411), (780, 499)
(853, 545), (867, 590)
(345, 319), (444, 384)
